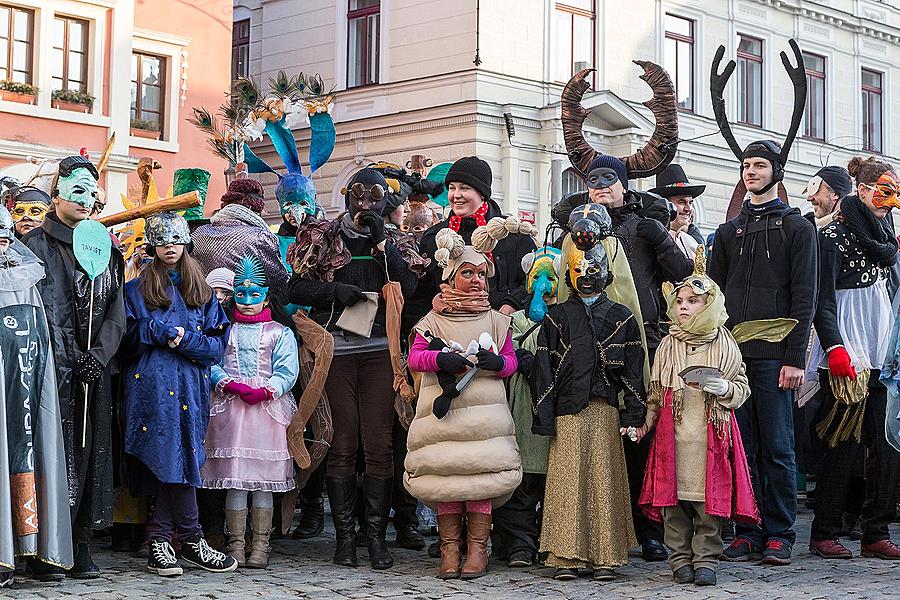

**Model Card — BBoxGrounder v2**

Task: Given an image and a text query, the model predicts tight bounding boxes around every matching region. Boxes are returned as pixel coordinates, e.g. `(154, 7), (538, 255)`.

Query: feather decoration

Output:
(264, 120), (302, 175)
(243, 143), (278, 175)
(268, 70), (301, 98)
(309, 112), (335, 174)
(234, 254), (268, 287)
(232, 76), (262, 109)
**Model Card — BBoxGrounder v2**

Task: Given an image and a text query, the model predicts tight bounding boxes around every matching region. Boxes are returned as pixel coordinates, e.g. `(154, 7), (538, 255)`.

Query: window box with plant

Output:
(51, 89), (94, 113)
(0, 81), (38, 105)
(130, 118), (161, 140)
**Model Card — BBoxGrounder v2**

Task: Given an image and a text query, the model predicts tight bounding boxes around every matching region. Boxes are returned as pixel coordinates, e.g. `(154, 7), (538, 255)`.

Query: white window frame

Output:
(131, 27), (190, 152)
(657, 4), (704, 118)
(0, 0), (109, 126)
(858, 58), (891, 155)
(335, 0), (390, 92)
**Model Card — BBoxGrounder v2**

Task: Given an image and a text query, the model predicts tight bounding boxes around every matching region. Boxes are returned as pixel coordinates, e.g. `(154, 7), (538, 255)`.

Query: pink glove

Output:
(240, 387), (272, 406)
(222, 381), (254, 396)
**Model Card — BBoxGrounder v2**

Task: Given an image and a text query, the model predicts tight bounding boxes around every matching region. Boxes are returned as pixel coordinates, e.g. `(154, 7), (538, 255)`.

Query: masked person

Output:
(809, 157), (900, 560)
(648, 164), (706, 259)
(803, 166), (852, 230)
(121, 212), (236, 577)
(639, 246), (757, 587)
(404, 228), (521, 579)
(287, 167), (418, 570)
(533, 236), (645, 581)
(7, 185), (51, 238)
(0, 206), (73, 589)
(708, 141), (818, 565)
(202, 256), (300, 570)
(24, 155), (126, 580)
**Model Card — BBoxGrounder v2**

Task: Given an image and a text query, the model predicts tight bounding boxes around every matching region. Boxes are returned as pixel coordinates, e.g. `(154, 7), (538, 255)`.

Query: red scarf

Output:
(448, 201), (489, 232)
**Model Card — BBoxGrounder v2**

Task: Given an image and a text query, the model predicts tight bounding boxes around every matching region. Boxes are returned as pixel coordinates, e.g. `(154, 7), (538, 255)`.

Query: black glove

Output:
(514, 348), (535, 374)
(475, 348), (505, 372)
(334, 283), (366, 307)
(357, 212), (386, 247)
(635, 217), (670, 249)
(74, 352), (104, 384)
(436, 351), (470, 375)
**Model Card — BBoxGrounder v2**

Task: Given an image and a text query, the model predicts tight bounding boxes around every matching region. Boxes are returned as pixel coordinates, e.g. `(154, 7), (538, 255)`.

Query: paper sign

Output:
(73, 220), (112, 280)
(678, 366), (724, 389)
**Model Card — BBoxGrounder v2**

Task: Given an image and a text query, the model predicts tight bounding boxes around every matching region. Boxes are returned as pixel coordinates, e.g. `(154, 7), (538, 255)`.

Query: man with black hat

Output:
(803, 165), (852, 230)
(23, 155), (126, 579)
(649, 163), (706, 258)
(708, 140), (818, 565)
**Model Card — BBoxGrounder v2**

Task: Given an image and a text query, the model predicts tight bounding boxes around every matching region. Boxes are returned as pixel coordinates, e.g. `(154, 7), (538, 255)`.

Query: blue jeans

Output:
(734, 358), (797, 546)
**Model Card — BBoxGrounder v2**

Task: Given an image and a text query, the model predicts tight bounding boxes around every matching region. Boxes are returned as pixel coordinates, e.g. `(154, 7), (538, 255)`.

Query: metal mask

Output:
(57, 168), (99, 209)
(566, 244), (610, 296)
(870, 171), (900, 210)
(145, 211), (191, 246)
(233, 255), (269, 306)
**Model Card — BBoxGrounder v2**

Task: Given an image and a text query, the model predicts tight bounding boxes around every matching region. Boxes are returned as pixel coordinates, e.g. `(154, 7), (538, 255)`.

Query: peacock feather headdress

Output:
(233, 254), (268, 289)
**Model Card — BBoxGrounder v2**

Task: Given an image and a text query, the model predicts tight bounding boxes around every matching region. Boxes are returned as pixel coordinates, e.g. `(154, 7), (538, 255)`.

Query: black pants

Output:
(811, 376), (900, 544)
(197, 489), (226, 535)
(492, 473), (546, 557)
(391, 415), (418, 529)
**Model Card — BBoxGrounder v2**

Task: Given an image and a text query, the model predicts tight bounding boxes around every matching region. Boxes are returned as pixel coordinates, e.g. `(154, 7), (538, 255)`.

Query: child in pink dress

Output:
(200, 256), (299, 569)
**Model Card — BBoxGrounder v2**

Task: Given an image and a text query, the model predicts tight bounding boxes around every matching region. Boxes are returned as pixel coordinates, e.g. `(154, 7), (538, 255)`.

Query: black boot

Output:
(364, 474), (394, 569)
(292, 498), (325, 539)
(69, 543), (100, 579)
(326, 474), (358, 567)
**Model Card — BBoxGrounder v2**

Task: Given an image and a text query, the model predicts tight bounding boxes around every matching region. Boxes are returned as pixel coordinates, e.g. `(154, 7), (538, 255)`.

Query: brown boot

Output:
(224, 509), (247, 566)
(245, 507), (273, 569)
(437, 513), (463, 579)
(460, 512), (491, 579)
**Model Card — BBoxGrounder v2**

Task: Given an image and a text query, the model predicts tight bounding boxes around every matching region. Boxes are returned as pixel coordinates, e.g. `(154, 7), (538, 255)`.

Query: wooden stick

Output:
(98, 190), (201, 227)
(82, 279), (95, 448)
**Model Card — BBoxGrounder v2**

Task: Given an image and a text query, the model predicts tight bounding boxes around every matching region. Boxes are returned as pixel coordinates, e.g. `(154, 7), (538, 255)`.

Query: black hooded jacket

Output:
(404, 198), (536, 331)
(708, 199), (818, 368)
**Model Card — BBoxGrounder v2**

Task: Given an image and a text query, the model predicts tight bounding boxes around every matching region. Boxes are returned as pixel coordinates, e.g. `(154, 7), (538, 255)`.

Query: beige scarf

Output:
(432, 283), (491, 314)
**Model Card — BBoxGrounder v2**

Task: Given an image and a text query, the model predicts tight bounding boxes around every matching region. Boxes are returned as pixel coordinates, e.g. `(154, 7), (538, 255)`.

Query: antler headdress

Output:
(561, 62), (679, 179)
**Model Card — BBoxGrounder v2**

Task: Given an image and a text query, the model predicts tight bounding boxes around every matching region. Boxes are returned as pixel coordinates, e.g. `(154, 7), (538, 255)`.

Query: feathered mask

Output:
(233, 254), (269, 306)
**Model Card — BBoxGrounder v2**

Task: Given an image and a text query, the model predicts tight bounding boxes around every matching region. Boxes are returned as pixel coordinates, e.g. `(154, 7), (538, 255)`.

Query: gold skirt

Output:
(540, 401), (637, 569)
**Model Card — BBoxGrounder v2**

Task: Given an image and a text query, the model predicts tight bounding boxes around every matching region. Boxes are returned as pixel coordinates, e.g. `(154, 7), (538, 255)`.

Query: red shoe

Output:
(860, 539), (900, 559)
(809, 539), (852, 559)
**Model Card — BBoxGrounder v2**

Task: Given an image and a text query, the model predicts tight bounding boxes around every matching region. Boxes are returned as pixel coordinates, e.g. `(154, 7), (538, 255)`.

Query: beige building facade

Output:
(235, 0), (900, 235)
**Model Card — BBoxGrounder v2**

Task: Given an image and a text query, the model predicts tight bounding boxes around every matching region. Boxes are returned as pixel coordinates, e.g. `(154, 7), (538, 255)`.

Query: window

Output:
(736, 35), (763, 127)
(0, 5), (34, 84)
(51, 16), (89, 93)
(861, 68), (883, 153)
(232, 19), (250, 80)
(561, 167), (586, 197)
(131, 52), (166, 132)
(553, 1), (594, 84)
(802, 52), (825, 141)
(347, 0), (379, 88)
(664, 14), (694, 111)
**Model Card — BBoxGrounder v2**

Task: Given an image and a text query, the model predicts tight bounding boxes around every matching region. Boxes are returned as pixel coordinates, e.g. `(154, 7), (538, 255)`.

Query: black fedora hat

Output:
(648, 164), (706, 199)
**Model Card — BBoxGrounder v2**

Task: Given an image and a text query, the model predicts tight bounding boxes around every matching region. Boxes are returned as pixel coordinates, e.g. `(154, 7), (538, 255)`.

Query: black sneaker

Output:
(721, 536), (762, 562)
(761, 538), (792, 565)
(148, 539), (183, 577)
(26, 557), (66, 582)
(0, 570), (13, 588)
(181, 536), (238, 573)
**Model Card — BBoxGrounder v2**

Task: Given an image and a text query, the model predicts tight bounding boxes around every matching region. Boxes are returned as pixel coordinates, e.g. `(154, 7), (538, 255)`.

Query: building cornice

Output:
(751, 0), (900, 44)
(0, 139), (139, 173)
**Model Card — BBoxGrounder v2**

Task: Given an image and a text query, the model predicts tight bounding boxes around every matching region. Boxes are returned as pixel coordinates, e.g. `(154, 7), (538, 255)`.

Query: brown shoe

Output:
(861, 539), (900, 559)
(460, 512), (491, 579)
(437, 513), (463, 579)
(245, 507), (273, 569)
(224, 508), (248, 566)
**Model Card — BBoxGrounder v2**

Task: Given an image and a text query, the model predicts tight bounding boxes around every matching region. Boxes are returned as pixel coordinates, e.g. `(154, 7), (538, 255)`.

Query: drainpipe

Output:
(473, 0), (482, 66)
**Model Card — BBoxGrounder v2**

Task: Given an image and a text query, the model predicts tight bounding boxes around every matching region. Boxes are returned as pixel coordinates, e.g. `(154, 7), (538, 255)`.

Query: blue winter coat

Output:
(122, 273), (231, 486)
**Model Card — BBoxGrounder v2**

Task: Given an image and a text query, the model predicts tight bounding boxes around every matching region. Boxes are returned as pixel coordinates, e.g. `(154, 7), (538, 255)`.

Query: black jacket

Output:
(814, 216), (890, 352)
(286, 223), (418, 339)
(23, 212), (126, 529)
(533, 295), (646, 435)
(405, 199), (536, 330)
(708, 199), (818, 368)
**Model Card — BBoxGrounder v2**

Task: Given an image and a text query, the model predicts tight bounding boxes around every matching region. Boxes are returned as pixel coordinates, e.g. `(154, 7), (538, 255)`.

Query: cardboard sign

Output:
(73, 220), (112, 280)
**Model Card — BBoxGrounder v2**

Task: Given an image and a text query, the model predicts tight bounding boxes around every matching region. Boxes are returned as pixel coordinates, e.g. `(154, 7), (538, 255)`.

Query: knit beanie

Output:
(220, 178), (265, 214)
(445, 156), (492, 200)
(588, 155), (629, 190)
(815, 165), (852, 199)
(205, 267), (235, 292)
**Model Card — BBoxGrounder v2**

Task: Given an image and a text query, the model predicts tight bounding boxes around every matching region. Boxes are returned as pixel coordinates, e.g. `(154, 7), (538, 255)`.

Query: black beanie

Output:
(815, 165), (852, 199)
(445, 156), (492, 200)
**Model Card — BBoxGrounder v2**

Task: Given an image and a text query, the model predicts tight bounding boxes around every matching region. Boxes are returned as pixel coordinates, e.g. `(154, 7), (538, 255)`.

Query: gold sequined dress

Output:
(540, 400), (637, 569)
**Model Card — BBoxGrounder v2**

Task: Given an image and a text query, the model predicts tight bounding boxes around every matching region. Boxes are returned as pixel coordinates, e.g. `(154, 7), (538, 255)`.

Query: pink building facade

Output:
(0, 0), (233, 215)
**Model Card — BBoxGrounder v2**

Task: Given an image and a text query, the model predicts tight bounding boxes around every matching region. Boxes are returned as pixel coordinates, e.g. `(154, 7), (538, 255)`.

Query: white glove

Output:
(701, 377), (730, 397)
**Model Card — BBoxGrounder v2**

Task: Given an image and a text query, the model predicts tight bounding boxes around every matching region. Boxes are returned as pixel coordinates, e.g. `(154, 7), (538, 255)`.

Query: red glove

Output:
(222, 381), (254, 396)
(828, 347), (856, 380)
(240, 387), (272, 406)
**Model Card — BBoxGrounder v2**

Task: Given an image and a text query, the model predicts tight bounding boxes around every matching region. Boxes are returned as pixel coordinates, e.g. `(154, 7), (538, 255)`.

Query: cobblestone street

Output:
(5, 507), (898, 599)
